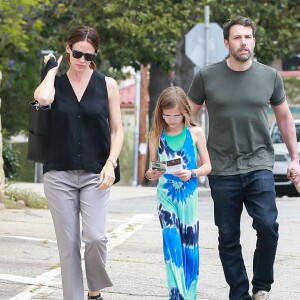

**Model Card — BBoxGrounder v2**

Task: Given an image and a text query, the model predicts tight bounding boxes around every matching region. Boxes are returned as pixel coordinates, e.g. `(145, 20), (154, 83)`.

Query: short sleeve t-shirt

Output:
(188, 60), (286, 175)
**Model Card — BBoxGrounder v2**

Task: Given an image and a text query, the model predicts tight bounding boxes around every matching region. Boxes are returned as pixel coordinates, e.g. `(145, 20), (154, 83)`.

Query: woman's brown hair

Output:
(65, 26), (100, 70)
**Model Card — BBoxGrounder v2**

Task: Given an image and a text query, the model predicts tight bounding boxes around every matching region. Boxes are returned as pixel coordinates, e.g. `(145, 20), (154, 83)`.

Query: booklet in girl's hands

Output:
(150, 161), (167, 171)
(165, 158), (183, 174)
(151, 158), (183, 174)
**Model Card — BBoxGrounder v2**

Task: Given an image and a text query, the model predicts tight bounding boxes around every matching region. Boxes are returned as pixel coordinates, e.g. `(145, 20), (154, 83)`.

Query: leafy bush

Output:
(11, 142), (35, 182)
(283, 77), (300, 104)
(4, 187), (48, 209)
(3, 139), (20, 180)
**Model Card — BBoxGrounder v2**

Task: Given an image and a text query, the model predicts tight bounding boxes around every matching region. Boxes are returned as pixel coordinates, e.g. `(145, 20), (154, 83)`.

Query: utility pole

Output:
(137, 64), (149, 185)
(131, 70), (141, 186)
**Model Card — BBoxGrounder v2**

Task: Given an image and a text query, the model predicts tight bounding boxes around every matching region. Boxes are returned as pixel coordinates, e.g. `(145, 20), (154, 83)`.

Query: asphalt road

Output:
(0, 185), (299, 300)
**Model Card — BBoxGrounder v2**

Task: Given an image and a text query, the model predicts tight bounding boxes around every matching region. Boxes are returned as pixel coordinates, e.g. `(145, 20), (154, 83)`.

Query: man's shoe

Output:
(87, 293), (103, 300)
(252, 291), (270, 300)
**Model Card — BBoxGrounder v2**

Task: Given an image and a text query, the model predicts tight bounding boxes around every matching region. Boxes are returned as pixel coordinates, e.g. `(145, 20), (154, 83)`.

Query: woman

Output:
(34, 26), (124, 300)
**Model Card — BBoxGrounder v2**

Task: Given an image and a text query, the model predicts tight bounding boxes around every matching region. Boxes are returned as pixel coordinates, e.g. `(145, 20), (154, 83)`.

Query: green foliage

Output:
(2, 139), (19, 180)
(284, 78), (300, 104)
(12, 142), (35, 182)
(35, 0), (203, 71)
(203, 0), (300, 64)
(1, 45), (40, 135)
(0, 0), (50, 135)
(4, 187), (48, 209)
(36, 0), (299, 68)
(0, 0), (50, 72)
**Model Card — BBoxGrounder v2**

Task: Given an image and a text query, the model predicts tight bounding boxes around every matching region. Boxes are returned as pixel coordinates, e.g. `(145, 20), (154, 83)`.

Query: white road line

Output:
(107, 213), (154, 251)
(2, 213), (154, 300)
(0, 235), (57, 243)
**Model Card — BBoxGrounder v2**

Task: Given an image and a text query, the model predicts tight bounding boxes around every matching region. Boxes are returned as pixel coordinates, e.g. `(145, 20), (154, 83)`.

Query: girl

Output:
(146, 86), (211, 300)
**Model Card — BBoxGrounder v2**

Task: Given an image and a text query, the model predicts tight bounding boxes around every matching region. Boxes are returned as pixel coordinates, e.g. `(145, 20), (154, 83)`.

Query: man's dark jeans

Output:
(208, 170), (279, 300)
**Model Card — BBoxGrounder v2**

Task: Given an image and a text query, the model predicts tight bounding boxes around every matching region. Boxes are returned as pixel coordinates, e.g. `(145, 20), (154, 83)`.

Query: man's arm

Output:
(272, 100), (300, 183)
(188, 98), (203, 117)
(187, 70), (205, 118)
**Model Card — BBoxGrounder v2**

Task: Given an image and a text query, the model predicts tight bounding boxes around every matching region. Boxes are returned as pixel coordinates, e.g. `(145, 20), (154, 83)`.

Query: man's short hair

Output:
(223, 16), (256, 40)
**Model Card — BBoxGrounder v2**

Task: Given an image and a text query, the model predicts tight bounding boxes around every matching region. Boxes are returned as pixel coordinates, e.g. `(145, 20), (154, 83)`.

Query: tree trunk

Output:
(144, 64), (171, 186)
(172, 38), (195, 93)
(148, 64), (172, 130)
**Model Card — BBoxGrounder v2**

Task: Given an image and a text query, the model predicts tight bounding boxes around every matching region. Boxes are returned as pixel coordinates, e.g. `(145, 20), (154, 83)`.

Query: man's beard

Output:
(230, 47), (253, 62)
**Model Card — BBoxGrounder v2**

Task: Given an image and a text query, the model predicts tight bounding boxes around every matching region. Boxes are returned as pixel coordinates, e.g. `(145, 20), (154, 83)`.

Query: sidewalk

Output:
(8, 182), (211, 201)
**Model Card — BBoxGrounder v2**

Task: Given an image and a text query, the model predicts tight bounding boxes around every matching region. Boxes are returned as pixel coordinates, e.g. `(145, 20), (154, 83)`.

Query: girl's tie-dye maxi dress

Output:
(157, 126), (199, 300)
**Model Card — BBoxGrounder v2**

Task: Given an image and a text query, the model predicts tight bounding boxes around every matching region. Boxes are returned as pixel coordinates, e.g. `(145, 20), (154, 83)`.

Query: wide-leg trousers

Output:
(44, 170), (113, 300)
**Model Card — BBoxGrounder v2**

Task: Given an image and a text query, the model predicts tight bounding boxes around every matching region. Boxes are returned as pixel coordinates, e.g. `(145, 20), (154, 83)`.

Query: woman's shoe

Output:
(87, 293), (103, 300)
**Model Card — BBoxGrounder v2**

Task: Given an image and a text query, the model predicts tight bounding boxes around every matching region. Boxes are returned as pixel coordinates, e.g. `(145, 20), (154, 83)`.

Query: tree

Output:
(0, 0), (48, 75)
(203, 0), (300, 64)
(0, 0), (50, 135)
(0, 0), (49, 202)
(33, 0), (300, 113)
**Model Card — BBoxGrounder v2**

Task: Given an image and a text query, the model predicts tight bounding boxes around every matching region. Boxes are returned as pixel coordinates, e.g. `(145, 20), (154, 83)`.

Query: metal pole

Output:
(204, 6), (210, 66)
(137, 65), (148, 185)
(204, 6), (210, 188)
(131, 70), (141, 186)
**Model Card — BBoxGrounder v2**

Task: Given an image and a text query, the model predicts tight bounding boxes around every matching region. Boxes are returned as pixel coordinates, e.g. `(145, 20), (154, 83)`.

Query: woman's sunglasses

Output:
(71, 49), (97, 62)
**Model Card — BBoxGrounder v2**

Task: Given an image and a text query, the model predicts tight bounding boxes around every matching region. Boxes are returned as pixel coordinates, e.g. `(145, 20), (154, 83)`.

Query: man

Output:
(188, 16), (300, 300)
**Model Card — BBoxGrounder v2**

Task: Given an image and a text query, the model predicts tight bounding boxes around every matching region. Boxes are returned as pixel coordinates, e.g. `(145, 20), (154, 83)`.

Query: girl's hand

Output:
(145, 169), (165, 181)
(99, 163), (116, 189)
(174, 169), (192, 182)
(288, 163), (300, 184)
(289, 168), (299, 181)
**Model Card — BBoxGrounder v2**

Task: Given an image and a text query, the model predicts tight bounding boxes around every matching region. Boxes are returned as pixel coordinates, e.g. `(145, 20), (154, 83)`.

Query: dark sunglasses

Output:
(71, 49), (97, 62)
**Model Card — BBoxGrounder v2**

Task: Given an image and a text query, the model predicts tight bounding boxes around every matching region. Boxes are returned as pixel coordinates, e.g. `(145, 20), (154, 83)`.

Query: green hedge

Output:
(11, 142), (35, 182)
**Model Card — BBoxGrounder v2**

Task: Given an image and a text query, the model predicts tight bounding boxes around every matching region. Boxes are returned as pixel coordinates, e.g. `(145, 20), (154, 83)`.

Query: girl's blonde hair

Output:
(149, 86), (198, 148)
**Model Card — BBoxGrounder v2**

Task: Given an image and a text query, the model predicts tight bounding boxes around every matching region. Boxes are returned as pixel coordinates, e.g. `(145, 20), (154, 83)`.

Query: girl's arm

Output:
(192, 126), (211, 177)
(34, 54), (63, 106)
(174, 126), (211, 181)
(99, 76), (124, 189)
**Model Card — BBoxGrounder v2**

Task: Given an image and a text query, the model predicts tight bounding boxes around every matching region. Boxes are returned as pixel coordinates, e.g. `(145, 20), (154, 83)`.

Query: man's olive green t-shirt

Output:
(188, 60), (285, 175)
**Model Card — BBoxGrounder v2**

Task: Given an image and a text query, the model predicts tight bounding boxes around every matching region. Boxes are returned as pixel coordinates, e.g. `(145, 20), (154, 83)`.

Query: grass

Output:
(4, 186), (48, 209)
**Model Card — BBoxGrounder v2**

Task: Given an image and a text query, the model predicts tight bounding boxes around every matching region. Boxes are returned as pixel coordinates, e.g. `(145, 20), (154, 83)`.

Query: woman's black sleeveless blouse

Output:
(43, 71), (111, 174)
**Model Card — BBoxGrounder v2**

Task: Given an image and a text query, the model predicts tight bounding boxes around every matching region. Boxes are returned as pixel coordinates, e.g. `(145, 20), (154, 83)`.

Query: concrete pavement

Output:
(0, 183), (299, 299)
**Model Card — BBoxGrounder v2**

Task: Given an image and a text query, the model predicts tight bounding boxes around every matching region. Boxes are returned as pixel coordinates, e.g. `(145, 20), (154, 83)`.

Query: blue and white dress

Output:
(157, 126), (199, 300)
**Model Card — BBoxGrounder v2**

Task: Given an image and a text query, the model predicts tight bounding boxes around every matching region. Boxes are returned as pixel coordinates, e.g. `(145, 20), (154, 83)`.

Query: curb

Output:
(7, 183), (211, 201)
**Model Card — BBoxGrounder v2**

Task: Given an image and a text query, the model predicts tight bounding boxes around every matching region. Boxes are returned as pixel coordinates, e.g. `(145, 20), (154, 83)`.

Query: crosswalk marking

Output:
(1, 213), (154, 300)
